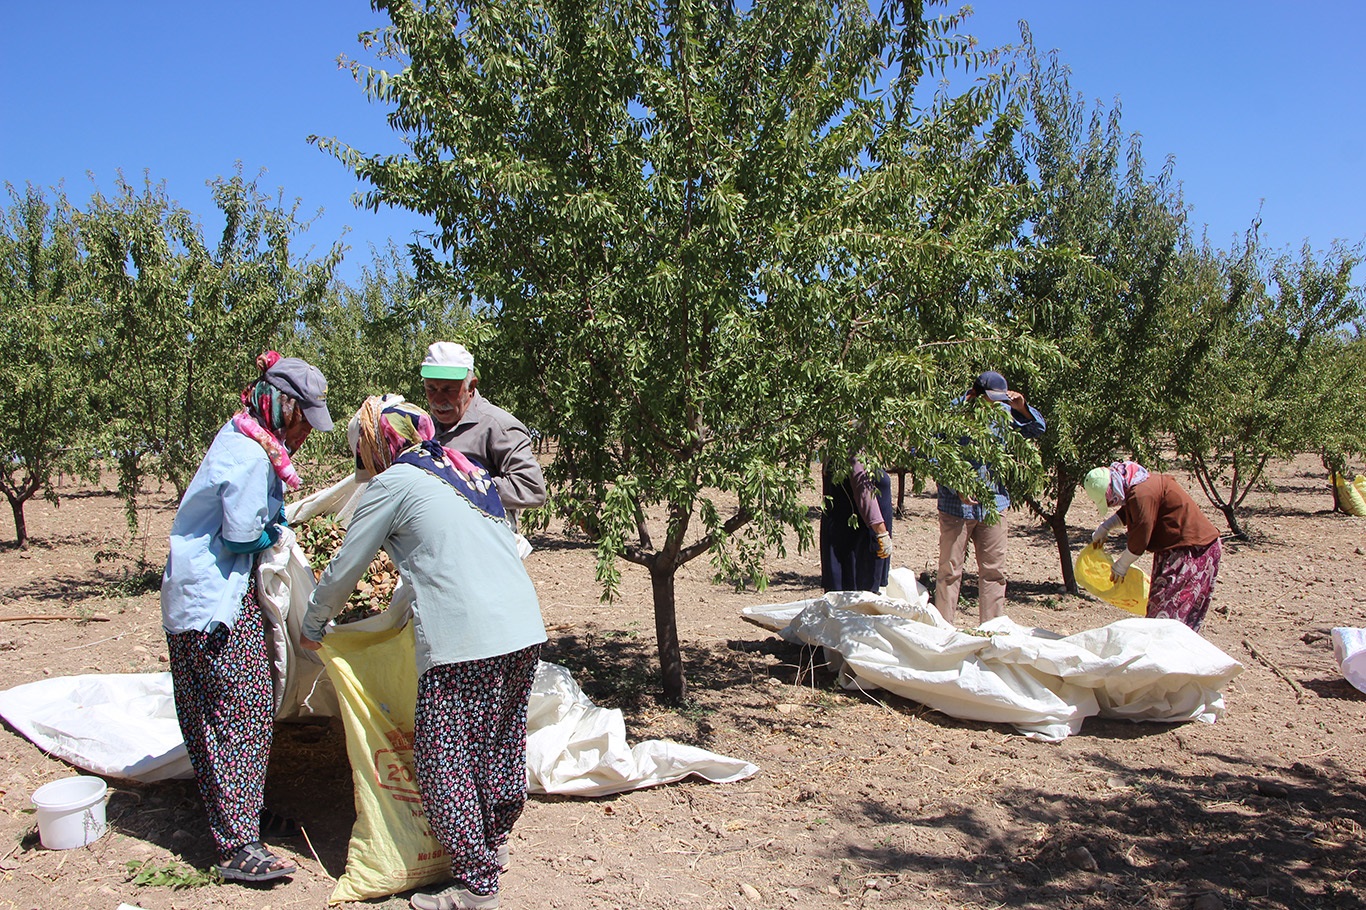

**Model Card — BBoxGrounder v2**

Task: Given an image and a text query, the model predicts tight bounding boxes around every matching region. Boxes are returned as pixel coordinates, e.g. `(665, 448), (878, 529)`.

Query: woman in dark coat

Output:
(820, 457), (893, 593)
(1085, 461), (1223, 632)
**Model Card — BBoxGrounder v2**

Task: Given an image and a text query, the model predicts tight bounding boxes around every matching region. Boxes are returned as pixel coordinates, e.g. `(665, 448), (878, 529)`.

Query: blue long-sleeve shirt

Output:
(161, 421), (285, 633)
(937, 399), (1045, 523)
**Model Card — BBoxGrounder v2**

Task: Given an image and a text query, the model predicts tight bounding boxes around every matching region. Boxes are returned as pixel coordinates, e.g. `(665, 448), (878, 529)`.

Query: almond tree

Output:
(0, 184), (102, 546)
(317, 0), (1045, 701)
(1316, 329), (1366, 510)
(79, 170), (341, 527)
(1007, 41), (1203, 590)
(295, 242), (479, 415)
(1171, 233), (1364, 538)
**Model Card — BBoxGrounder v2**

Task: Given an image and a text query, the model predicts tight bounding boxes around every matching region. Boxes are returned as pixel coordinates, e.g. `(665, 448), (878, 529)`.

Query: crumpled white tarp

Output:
(742, 568), (1244, 741)
(1332, 627), (1366, 693)
(0, 474), (756, 794)
(527, 662), (755, 796)
(0, 663), (757, 791)
(0, 672), (192, 782)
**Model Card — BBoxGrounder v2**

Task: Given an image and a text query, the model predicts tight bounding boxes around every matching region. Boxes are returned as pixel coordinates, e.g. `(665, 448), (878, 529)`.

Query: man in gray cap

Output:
(934, 370), (1045, 624)
(420, 341), (547, 521)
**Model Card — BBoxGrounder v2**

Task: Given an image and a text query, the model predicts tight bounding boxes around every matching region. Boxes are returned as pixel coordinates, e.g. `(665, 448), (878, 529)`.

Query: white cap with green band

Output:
(420, 341), (475, 380)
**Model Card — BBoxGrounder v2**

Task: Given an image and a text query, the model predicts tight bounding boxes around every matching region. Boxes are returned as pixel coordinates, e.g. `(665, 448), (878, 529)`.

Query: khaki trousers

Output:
(935, 511), (1009, 624)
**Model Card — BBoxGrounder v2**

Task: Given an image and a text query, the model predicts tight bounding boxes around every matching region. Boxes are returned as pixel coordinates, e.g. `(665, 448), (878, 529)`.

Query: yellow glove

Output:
(876, 531), (893, 560)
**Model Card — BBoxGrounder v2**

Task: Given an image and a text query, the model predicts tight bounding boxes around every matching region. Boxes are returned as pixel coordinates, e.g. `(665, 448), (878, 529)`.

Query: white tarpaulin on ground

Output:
(741, 568), (1244, 741)
(0, 672), (192, 782)
(0, 474), (756, 793)
(527, 661), (756, 796)
(1333, 627), (1366, 693)
(0, 661), (757, 792)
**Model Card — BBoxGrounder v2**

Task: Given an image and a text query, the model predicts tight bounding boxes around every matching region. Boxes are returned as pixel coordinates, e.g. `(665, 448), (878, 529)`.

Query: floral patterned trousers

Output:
(166, 582), (273, 858)
(1148, 537), (1223, 632)
(414, 644), (541, 896)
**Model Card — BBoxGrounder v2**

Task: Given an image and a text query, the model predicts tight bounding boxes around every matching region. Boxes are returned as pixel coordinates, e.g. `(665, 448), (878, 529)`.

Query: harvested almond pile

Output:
(293, 514), (398, 624)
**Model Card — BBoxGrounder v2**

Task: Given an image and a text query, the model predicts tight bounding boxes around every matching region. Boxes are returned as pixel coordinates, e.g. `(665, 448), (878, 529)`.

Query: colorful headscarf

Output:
(233, 350), (302, 490)
(351, 396), (506, 521)
(1104, 460), (1150, 507)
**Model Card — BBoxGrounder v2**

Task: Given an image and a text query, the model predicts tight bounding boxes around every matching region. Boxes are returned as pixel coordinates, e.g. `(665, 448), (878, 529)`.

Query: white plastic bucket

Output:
(31, 775), (108, 849)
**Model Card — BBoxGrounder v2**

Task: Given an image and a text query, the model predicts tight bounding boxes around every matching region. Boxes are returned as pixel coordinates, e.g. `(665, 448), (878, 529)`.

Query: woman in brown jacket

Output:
(1084, 461), (1223, 632)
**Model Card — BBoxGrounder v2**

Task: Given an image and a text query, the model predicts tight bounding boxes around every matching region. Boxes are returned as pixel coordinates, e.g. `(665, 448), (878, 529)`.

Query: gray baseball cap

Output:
(265, 357), (334, 431)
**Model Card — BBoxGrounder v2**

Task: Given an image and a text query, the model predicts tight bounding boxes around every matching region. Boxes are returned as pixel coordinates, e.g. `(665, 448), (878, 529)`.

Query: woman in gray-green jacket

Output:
(302, 396), (546, 910)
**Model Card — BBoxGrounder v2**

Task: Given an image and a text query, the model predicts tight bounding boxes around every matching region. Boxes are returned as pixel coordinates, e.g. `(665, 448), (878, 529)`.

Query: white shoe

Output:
(496, 843), (509, 872)
(410, 884), (500, 910)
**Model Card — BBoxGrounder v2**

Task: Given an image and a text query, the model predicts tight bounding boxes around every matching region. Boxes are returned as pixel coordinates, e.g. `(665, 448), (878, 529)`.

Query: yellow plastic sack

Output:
(1332, 472), (1366, 517)
(321, 623), (448, 904)
(1074, 543), (1149, 615)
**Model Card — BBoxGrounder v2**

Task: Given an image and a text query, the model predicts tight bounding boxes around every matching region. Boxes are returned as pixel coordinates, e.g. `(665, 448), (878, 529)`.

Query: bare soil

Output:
(2, 453), (1365, 910)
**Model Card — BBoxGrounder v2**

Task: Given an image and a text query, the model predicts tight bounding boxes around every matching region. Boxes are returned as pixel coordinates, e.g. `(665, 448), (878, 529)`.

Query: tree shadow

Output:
(1006, 579), (1069, 601)
(762, 569), (822, 592)
(1237, 501), (1331, 520)
(826, 749), (1366, 908)
(1, 564), (161, 604)
(1303, 677), (1366, 701)
(102, 719), (354, 878)
(526, 534), (599, 554)
(0, 530), (114, 554)
(541, 626), (666, 712)
(542, 624), (862, 749)
(51, 487), (124, 501)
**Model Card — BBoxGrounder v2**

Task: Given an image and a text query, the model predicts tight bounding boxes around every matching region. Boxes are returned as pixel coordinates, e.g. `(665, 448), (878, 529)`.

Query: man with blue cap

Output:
(934, 370), (1045, 624)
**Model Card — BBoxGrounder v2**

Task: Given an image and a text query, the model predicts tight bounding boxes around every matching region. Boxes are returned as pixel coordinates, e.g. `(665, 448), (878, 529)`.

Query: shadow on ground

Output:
(826, 749), (1366, 909)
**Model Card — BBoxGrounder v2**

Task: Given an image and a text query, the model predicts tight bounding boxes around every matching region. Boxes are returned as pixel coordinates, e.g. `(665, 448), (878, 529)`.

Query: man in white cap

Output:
(420, 341), (547, 521)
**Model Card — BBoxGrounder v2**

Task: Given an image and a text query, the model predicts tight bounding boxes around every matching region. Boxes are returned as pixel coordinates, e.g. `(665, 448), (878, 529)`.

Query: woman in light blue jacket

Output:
(161, 351), (333, 883)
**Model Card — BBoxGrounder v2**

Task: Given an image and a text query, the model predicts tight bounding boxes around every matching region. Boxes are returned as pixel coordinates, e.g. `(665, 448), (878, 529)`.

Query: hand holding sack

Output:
(1110, 548), (1139, 583)
(1074, 543), (1149, 615)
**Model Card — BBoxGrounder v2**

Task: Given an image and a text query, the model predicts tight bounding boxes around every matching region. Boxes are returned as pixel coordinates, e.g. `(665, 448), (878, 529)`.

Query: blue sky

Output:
(3, 1), (1363, 286)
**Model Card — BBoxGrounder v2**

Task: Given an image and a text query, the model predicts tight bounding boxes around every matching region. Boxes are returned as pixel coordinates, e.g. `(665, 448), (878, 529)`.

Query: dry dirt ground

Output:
(2, 453), (1365, 910)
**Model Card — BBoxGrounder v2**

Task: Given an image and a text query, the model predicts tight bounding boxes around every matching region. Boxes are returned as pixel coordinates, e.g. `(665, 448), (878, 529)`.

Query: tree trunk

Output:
(1029, 473), (1079, 595)
(7, 494), (28, 549)
(1049, 509), (1078, 594)
(1221, 503), (1248, 540)
(650, 560), (687, 703)
(1328, 472), (1344, 513)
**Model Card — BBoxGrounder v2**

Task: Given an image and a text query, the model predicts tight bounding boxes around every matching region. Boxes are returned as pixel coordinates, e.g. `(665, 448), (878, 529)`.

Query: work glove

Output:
(875, 531), (893, 560)
(1091, 512), (1121, 544)
(264, 506), (289, 547)
(1111, 548), (1140, 583)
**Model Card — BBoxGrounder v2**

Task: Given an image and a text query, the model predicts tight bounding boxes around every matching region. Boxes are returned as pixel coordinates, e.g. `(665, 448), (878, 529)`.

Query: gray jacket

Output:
(435, 391), (547, 512)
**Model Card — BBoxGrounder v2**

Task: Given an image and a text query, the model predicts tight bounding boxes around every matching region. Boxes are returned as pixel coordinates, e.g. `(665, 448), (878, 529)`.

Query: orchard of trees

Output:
(2, 0), (1363, 701)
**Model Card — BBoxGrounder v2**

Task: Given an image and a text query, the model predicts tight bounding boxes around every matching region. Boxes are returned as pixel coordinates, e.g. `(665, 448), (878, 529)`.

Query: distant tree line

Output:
(0, 167), (475, 548)
(2, 0), (1362, 701)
